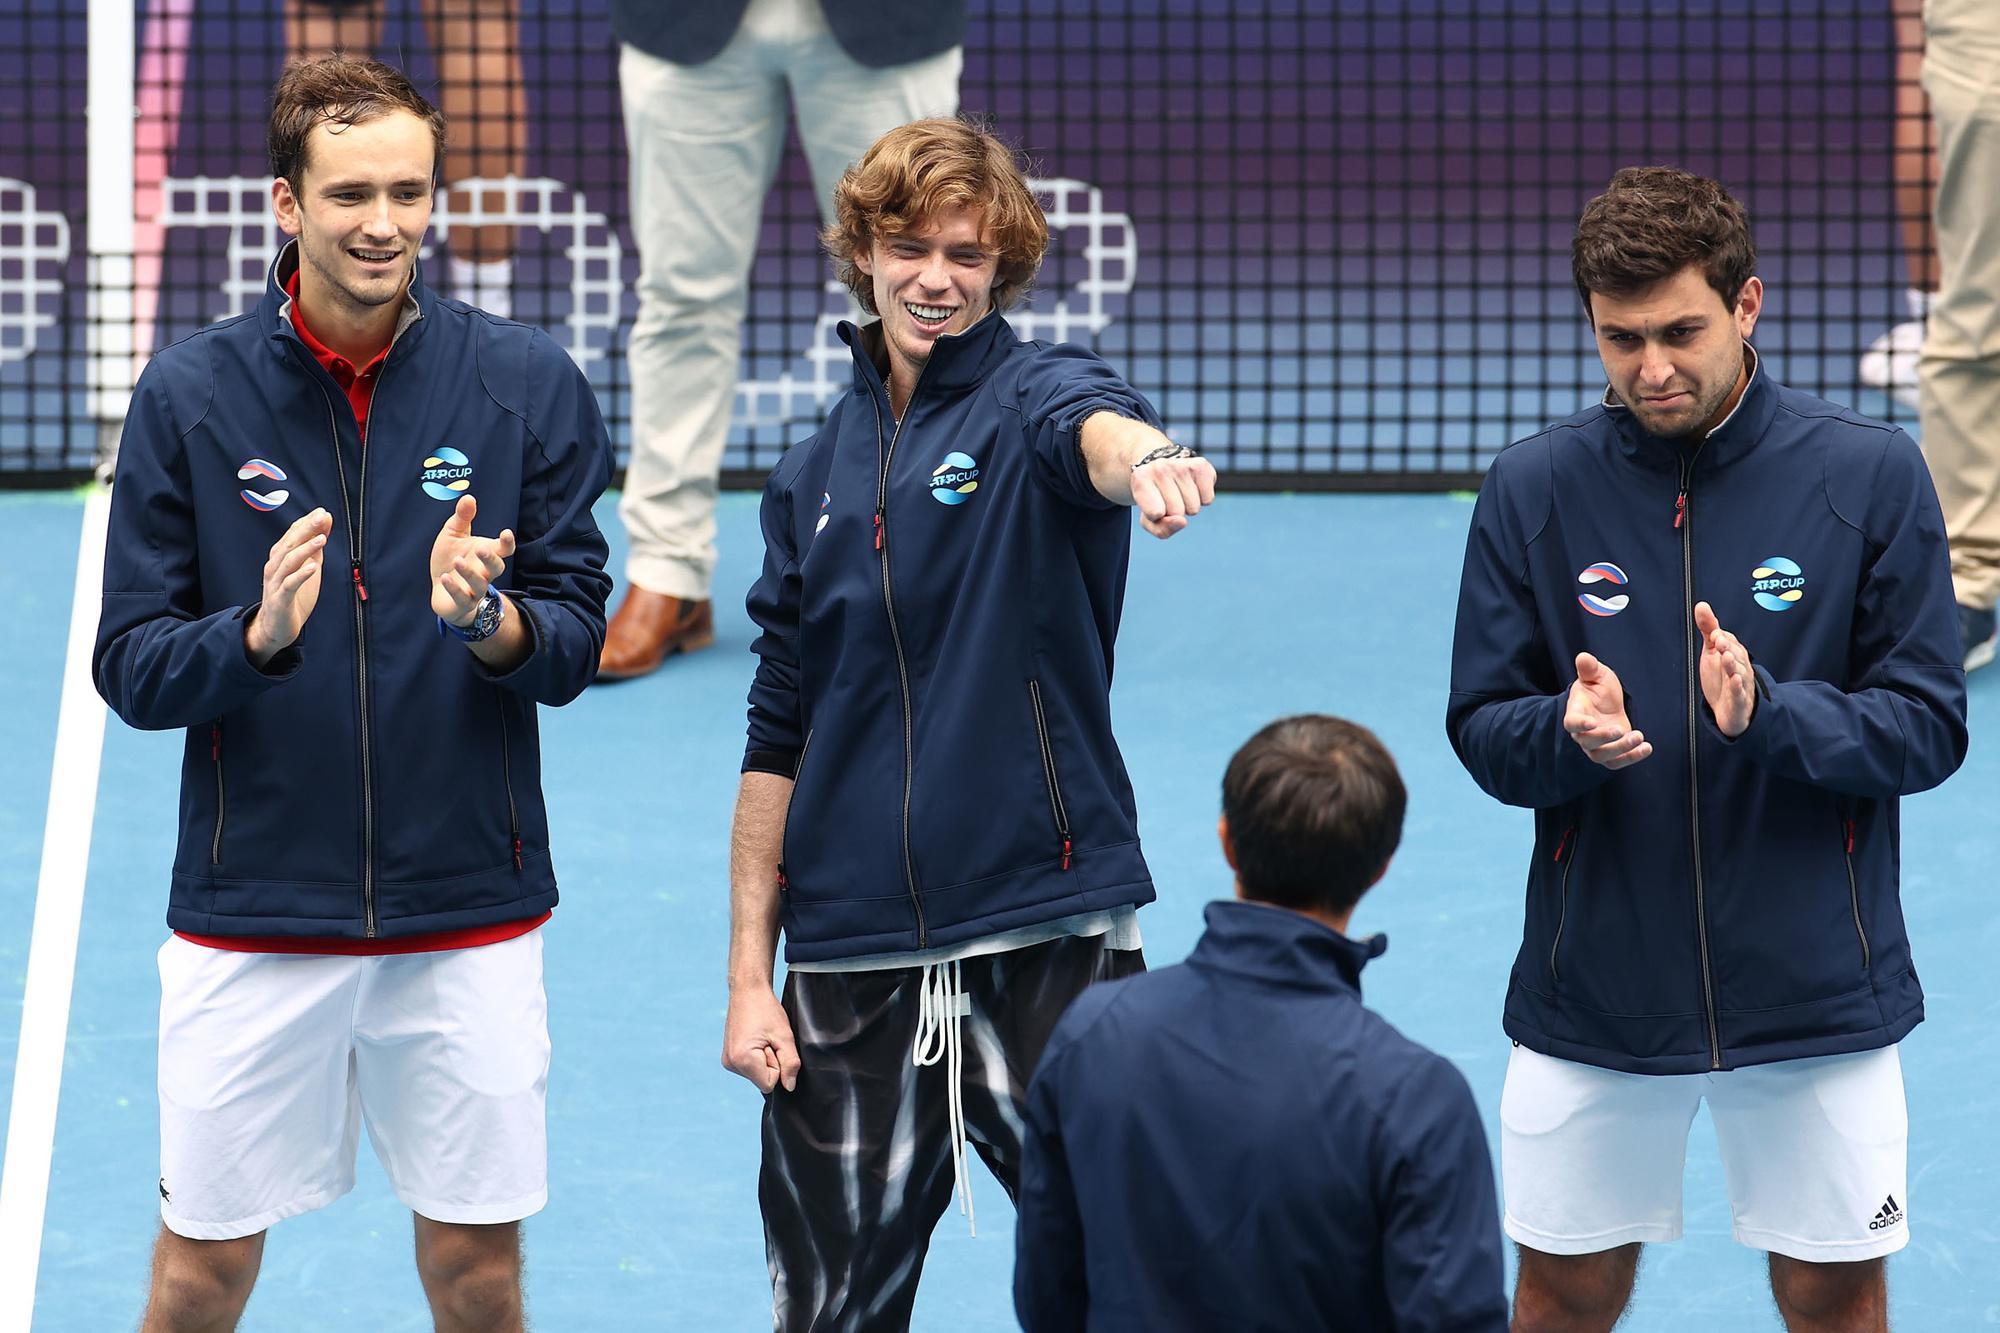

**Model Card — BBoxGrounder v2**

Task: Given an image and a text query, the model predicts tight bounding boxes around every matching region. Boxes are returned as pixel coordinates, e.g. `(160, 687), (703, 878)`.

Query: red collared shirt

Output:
(285, 269), (391, 442)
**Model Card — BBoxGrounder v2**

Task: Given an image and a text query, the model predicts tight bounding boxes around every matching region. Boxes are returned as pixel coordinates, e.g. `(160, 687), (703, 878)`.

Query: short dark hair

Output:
(267, 57), (446, 189)
(1572, 166), (1756, 317)
(1221, 715), (1406, 917)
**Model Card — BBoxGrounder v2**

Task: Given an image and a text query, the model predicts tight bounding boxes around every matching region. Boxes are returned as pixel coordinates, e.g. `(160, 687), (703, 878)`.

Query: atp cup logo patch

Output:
(237, 458), (290, 511)
(1752, 556), (1805, 611)
(420, 447), (473, 501)
(1576, 561), (1630, 617)
(929, 452), (981, 506)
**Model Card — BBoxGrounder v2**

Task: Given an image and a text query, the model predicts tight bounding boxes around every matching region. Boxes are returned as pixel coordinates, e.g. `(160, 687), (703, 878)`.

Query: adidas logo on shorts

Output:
(1868, 1194), (1903, 1231)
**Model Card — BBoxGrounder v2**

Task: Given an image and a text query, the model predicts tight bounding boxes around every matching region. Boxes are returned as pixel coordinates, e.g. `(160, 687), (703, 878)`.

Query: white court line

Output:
(0, 487), (111, 1330)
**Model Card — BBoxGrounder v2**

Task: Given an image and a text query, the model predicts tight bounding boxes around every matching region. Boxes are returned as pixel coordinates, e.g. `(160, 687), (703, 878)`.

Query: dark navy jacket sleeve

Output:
(93, 361), (304, 731)
(1726, 429), (1968, 796)
(1372, 1058), (1509, 1333)
(1447, 449), (1615, 809)
(483, 331), (613, 706)
(1014, 1009), (1091, 1333)
(743, 457), (805, 777)
(1013, 344), (1166, 510)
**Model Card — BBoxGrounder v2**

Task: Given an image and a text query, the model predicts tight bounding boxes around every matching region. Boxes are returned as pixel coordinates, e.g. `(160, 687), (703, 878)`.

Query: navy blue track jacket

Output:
(1015, 900), (1509, 1333)
(93, 243), (612, 940)
(1448, 357), (1967, 1074)
(743, 313), (1159, 963)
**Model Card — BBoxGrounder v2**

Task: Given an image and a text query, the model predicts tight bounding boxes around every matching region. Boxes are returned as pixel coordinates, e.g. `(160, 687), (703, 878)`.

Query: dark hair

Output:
(1221, 715), (1406, 917)
(268, 57), (446, 189)
(822, 116), (1049, 315)
(1572, 166), (1756, 317)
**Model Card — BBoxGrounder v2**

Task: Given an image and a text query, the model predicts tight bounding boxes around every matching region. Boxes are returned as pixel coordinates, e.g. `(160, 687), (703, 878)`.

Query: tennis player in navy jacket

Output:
(1015, 716), (1507, 1333)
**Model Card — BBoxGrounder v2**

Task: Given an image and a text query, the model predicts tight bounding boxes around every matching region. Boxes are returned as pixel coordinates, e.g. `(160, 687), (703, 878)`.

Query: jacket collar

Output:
(260, 239), (427, 359)
(840, 306), (1020, 407)
(1186, 899), (1388, 997)
(1601, 344), (1775, 473)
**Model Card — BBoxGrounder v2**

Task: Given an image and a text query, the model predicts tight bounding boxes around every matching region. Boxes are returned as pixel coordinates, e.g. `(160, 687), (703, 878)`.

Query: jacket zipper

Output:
(1027, 680), (1074, 870)
(873, 370), (931, 946)
(210, 721), (225, 865)
(496, 694), (522, 871)
(307, 362), (383, 937)
(1842, 816), (1870, 970)
(1677, 450), (1723, 1069)
(1549, 824), (1576, 979)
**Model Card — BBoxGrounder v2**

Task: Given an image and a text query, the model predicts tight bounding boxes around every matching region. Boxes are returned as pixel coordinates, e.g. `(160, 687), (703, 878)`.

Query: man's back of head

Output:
(1014, 715), (1506, 1333)
(1219, 713), (1406, 933)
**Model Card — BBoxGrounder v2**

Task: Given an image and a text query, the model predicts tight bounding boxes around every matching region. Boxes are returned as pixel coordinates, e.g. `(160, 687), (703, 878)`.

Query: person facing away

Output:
(92, 56), (611, 1332)
(1448, 166), (1967, 1333)
(1014, 714), (1509, 1333)
(721, 115), (1218, 1331)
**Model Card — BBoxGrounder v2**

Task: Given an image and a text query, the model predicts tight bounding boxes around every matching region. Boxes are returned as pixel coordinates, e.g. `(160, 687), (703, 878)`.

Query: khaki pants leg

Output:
(617, 0), (959, 602)
(1920, 50), (2000, 611)
(617, 37), (790, 601)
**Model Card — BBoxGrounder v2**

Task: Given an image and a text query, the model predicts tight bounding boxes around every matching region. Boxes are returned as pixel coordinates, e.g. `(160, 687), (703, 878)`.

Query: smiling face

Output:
(1589, 265), (1763, 440)
(854, 204), (999, 399)
(272, 108), (435, 335)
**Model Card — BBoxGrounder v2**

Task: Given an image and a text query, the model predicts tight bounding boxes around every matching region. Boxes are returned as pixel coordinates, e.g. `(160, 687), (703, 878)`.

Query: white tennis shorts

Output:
(156, 930), (550, 1241)
(1501, 1042), (1908, 1263)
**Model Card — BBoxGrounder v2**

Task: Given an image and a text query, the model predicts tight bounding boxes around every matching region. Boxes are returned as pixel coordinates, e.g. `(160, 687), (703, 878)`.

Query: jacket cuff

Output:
(743, 747), (802, 778)
(474, 592), (546, 682)
(1705, 664), (1775, 747)
(1057, 403), (1136, 509)
(232, 604), (304, 681)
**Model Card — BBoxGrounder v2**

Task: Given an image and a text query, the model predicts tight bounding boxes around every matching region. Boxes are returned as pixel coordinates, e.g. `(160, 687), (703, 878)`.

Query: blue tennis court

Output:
(1, 483), (1995, 1328)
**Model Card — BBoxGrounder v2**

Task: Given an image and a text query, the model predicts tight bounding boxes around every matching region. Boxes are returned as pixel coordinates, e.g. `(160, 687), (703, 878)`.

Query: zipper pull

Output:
(1844, 820), (1855, 854)
(874, 510), (884, 552)
(1673, 490), (1687, 529)
(351, 560), (369, 602)
(210, 722), (220, 762)
(1061, 837), (1072, 871)
(513, 836), (524, 871)
(1552, 826), (1574, 862)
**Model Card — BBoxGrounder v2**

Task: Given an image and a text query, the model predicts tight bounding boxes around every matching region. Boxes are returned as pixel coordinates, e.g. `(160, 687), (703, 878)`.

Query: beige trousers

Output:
(618, 0), (960, 601)
(1920, 0), (2000, 610)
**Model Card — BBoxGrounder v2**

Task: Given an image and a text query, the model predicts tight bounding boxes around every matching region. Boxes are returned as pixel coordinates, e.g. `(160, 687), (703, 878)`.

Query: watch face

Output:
(472, 589), (504, 639)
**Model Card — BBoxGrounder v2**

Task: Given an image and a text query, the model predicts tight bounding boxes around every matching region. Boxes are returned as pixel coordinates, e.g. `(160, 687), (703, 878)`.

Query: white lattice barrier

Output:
(142, 172), (1135, 414)
(0, 178), (73, 366)
(734, 175), (1140, 427)
(152, 175), (622, 368)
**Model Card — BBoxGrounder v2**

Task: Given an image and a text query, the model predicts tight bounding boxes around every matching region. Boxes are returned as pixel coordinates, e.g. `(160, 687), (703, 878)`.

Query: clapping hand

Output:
(430, 494), (516, 627)
(1564, 652), (1652, 769)
(1694, 601), (1756, 737)
(244, 508), (332, 668)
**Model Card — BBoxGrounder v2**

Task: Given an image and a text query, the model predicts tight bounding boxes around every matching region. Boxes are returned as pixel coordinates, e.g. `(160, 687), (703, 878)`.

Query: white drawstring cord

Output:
(913, 959), (976, 1236)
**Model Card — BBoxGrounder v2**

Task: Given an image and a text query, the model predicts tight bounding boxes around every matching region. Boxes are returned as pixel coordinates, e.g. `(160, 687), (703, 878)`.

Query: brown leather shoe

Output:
(597, 589), (715, 680)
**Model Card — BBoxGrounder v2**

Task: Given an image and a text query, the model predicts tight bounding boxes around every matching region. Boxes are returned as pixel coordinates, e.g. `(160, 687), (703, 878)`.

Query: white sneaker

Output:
(1858, 319), (1923, 410)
